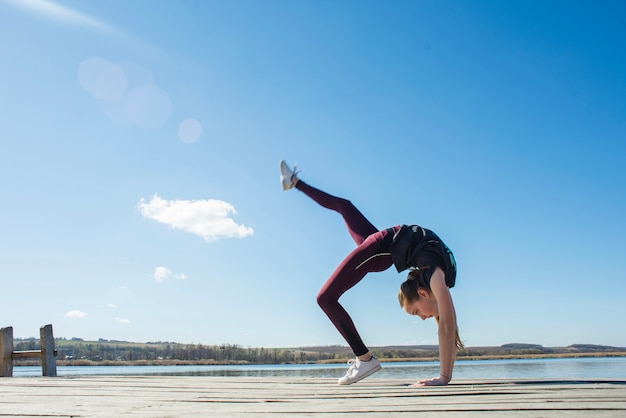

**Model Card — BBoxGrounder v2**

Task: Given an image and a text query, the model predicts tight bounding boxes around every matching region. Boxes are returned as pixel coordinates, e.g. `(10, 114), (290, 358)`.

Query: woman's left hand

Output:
(410, 376), (450, 387)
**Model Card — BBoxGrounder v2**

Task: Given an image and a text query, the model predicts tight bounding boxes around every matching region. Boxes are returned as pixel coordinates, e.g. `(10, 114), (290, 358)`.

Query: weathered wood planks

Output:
(0, 377), (625, 417)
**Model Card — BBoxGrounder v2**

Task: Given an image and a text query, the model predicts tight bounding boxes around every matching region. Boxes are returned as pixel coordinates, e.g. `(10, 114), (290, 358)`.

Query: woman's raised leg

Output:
(280, 160), (378, 245)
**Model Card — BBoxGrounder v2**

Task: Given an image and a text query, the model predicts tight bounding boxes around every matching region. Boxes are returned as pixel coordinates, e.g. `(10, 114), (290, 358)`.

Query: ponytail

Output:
(397, 269), (421, 307)
(435, 316), (465, 351)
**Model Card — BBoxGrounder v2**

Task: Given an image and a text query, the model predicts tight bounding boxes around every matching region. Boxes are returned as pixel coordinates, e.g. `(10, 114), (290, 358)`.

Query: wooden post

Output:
(40, 324), (57, 377)
(0, 327), (14, 377)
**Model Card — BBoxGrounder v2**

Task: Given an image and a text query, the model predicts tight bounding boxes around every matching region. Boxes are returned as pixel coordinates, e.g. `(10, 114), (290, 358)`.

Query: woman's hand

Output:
(409, 376), (450, 387)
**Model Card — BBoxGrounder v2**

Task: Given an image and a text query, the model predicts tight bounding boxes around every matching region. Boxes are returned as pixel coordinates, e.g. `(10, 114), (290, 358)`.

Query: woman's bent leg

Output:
(316, 231), (393, 356)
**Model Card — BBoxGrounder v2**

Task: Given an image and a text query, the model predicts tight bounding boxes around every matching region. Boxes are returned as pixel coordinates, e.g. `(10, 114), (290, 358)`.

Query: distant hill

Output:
(298, 343), (626, 353)
(297, 343), (626, 361)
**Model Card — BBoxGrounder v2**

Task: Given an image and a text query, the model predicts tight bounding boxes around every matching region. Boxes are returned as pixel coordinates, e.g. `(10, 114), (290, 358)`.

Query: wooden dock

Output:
(1, 376), (625, 417)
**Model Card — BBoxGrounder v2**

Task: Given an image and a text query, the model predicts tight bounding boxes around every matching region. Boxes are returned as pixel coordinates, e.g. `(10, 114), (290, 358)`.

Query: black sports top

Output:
(387, 224), (457, 290)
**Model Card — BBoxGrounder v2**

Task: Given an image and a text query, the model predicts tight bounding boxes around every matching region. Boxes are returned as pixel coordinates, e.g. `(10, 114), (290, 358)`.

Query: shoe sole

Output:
(338, 363), (382, 385)
(279, 161), (294, 190)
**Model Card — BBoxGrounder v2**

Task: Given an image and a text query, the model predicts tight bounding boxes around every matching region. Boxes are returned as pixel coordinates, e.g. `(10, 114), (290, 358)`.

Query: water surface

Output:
(14, 357), (626, 380)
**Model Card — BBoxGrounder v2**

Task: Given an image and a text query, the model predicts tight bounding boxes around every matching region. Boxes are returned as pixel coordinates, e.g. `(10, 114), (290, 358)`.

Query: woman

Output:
(280, 160), (463, 386)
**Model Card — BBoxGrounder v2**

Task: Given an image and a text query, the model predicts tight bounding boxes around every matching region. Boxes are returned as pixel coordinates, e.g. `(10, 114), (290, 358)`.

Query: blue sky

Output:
(1, 0), (624, 348)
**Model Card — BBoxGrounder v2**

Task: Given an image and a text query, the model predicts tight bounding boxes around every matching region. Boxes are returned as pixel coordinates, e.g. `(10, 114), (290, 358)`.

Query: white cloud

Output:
(6, 0), (119, 34)
(154, 267), (187, 283)
(106, 304), (118, 309)
(115, 317), (131, 324)
(65, 310), (87, 319)
(154, 266), (172, 283)
(138, 194), (254, 241)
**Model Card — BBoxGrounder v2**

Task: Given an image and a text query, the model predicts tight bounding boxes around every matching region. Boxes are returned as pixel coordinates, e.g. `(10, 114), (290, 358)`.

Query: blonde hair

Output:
(398, 271), (465, 351)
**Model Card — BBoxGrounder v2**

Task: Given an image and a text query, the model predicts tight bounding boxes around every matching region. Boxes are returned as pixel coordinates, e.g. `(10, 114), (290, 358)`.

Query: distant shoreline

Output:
(51, 351), (626, 367)
(13, 339), (626, 367)
(377, 351), (626, 363)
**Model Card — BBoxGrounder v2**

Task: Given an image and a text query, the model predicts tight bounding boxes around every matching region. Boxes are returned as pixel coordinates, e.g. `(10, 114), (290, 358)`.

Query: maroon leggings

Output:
(296, 181), (395, 356)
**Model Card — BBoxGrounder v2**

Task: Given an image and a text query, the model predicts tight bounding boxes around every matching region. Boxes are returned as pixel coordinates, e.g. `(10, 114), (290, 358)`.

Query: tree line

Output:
(13, 339), (340, 365)
(13, 338), (625, 366)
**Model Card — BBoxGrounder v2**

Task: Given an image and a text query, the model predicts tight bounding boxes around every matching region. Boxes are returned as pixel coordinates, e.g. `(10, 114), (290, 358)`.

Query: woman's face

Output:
(402, 289), (439, 320)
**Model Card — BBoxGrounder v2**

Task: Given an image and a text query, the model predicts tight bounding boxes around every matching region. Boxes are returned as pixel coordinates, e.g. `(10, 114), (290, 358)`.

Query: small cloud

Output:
(106, 304), (118, 309)
(6, 0), (119, 34)
(154, 266), (172, 283)
(115, 317), (131, 324)
(65, 310), (87, 319)
(138, 194), (253, 241)
(154, 267), (187, 283)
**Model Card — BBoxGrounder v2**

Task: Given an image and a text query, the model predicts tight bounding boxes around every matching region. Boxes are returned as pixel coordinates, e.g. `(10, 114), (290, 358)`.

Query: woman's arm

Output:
(414, 266), (457, 387)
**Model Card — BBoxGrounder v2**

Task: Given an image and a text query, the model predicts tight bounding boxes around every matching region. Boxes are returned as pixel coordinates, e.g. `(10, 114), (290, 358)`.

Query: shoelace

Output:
(345, 358), (358, 374)
(291, 164), (302, 182)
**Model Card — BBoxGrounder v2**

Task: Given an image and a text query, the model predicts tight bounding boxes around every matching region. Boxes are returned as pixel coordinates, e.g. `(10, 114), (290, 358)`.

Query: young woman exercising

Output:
(279, 160), (463, 386)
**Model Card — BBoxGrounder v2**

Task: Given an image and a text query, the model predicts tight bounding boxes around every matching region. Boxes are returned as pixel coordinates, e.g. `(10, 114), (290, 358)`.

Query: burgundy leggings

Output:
(296, 181), (395, 356)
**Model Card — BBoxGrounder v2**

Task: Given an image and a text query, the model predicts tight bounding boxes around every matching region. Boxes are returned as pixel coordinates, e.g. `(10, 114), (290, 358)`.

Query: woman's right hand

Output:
(410, 375), (450, 387)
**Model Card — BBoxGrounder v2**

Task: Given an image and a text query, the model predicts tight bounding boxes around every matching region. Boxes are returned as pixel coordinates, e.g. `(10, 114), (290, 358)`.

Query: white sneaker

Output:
(337, 357), (381, 385)
(279, 160), (300, 190)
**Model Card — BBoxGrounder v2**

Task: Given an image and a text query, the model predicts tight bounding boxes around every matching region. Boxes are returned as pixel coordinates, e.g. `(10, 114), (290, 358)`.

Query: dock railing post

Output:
(1, 326), (14, 377)
(40, 324), (57, 377)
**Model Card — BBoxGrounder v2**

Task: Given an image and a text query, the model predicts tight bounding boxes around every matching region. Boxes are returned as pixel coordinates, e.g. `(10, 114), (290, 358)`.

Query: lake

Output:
(13, 357), (626, 380)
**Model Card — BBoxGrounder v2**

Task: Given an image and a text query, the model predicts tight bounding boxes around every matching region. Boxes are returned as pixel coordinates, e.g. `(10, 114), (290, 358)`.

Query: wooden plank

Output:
(0, 326), (13, 377)
(0, 377), (624, 417)
(10, 350), (42, 359)
(40, 324), (57, 377)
